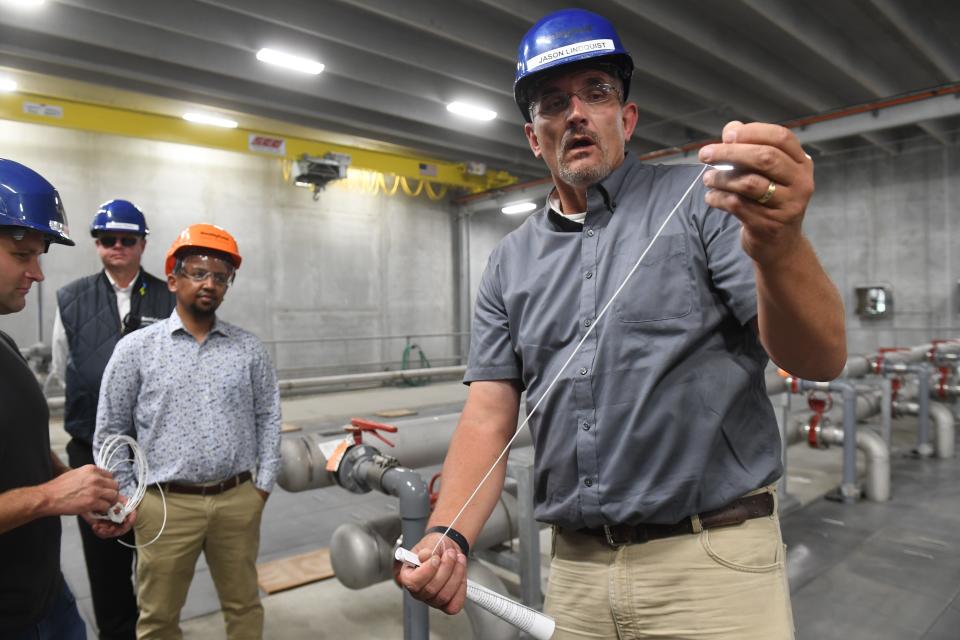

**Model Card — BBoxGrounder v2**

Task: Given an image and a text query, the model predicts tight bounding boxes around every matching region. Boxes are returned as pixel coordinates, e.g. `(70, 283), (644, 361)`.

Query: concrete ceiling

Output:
(0, 0), (958, 181)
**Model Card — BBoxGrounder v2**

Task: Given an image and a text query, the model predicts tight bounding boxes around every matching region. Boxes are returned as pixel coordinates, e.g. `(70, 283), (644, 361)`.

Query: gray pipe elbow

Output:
(855, 429), (890, 502)
(930, 402), (955, 459)
(380, 467), (431, 520)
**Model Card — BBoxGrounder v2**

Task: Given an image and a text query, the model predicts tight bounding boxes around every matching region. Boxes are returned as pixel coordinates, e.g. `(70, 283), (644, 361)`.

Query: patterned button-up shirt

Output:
(94, 309), (282, 494)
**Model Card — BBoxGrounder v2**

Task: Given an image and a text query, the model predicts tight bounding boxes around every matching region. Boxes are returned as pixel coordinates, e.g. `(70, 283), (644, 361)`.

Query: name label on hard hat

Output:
(526, 39), (615, 71)
(105, 221), (141, 231)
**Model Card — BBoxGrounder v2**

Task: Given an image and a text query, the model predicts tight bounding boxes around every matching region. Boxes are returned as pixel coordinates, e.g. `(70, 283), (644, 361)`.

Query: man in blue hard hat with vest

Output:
(0, 158), (135, 639)
(401, 9), (845, 639)
(50, 200), (174, 640)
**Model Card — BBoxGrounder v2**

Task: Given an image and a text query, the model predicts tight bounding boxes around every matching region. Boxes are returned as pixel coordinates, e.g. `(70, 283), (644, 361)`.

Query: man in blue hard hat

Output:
(0, 158), (134, 639)
(401, 8), (845, 640)
(49, 200), (174, 640)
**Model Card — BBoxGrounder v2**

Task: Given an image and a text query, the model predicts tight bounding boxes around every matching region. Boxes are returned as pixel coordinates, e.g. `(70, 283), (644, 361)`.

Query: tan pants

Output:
(134, 480), (266, 640)
(544, 490), (794, 639)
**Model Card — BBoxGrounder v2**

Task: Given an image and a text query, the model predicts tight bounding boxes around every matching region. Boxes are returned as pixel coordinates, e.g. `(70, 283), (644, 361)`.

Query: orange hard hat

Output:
(164, 223), (242, 276)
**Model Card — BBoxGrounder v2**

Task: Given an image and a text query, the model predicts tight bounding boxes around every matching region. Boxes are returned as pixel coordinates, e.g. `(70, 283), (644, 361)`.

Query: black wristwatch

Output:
(425, 525), (470, 556)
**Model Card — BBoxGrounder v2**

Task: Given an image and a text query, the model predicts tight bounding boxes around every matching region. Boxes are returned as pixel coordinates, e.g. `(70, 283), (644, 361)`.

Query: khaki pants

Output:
(544, 490), (794, 639)
(134, 480), (266, 640)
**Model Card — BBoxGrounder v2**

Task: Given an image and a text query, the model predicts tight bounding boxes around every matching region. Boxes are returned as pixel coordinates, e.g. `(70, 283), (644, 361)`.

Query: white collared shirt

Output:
(548, 189), (587, 224)
(50, 271), (135, 385)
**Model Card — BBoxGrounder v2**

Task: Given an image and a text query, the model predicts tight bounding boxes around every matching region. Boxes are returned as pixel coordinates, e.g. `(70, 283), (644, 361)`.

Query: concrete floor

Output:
(51, 382), (960, 639)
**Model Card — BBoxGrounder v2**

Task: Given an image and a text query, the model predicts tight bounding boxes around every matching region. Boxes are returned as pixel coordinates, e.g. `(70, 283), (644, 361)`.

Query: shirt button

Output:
(585, 271), (593, 279)
(579, 367), (588, 375)
(583, 319), (591, 327)
(582, 422), (591, 431)
(584, 478), (593, 487)
(586, 229), (595, 237)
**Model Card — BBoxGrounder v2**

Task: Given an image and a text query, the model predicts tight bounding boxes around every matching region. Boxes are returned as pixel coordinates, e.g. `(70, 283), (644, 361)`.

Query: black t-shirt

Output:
(0, 330), (62, 631)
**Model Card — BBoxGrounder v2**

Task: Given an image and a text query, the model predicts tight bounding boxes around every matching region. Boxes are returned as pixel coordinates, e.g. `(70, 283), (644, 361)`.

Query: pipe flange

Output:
(335, 443), (382, 494)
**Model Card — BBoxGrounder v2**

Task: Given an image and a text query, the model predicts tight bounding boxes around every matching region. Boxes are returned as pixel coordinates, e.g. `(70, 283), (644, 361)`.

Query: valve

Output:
(873, 346), (909, 375)
(805, 390), (833, 449)
(428, 472), (442, 508)
(806, 390), (833, 415)
(930, 340), (954, 399)
(345, 418), (398, 448)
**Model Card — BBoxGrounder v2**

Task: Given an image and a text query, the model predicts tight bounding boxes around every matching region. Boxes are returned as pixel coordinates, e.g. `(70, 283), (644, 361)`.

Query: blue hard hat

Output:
(514, 8), (634, 122)
(90, 199), (149, 237)
(0, 159), (75, 246)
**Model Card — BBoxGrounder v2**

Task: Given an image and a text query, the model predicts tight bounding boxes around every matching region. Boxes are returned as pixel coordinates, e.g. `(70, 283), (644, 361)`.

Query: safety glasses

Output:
(99, 236), (139, 248)
(530, 82), (621, 118)
(179, 268), (234, 287)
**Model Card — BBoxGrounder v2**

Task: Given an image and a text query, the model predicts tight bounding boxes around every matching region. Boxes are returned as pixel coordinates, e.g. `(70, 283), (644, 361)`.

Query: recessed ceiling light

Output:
(501, 201), (537, 215)
(182, 112), (238, 128)
(2, 0), (45, 7)
(256, 48), (324, 75)
(447, 101), (497, 121)
(0, 78), (17, 93)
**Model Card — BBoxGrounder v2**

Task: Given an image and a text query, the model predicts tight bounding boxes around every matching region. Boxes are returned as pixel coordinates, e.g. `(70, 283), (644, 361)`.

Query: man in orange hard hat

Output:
(94, 224), (282, 640)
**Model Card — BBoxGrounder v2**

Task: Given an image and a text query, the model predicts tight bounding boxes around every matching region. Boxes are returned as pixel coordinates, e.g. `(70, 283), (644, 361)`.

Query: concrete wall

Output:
(807, 143), (959, 355)
(1, 120), (458, 375)
(462, 142), (960, 360)
(6, 116), (956, 375)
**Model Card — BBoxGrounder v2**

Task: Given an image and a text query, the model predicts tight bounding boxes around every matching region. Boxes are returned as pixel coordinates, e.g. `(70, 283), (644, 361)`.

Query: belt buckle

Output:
(603, 525), (633, 548)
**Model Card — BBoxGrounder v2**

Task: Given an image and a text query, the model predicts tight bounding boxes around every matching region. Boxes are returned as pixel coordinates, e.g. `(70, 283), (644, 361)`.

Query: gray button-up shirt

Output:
(94, 310), (282, 494)
(465, 154), (781, 528)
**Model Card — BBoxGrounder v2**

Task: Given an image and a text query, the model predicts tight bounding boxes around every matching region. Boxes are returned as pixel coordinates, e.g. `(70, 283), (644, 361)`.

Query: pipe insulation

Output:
(278, 414), (533, 492)
(331, 492), (522, 590)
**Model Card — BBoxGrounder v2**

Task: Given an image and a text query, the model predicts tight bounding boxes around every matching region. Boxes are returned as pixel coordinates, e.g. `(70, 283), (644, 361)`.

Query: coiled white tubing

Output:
(93, 433), (167, 549)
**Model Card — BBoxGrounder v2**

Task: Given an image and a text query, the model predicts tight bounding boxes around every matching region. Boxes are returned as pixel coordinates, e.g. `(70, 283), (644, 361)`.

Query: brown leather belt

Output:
(161, 471), (252, 496)
(577, 491), (775, 548)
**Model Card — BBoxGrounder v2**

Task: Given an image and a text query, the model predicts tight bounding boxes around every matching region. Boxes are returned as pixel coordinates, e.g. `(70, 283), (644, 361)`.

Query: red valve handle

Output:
(345, 418), (398, 448)
(428, 472), (442, 508)
(806, 390), (833, 414)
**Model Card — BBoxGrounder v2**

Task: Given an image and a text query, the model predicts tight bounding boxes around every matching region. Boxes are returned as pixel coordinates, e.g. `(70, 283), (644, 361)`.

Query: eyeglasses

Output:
(179, 268), (234, 287)
(99, 236), (139, 248)
(531, 82), (621, 118)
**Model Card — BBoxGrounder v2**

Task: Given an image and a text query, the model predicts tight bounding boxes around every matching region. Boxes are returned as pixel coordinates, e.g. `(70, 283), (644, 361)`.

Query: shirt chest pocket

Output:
(613, 232), (694, 323)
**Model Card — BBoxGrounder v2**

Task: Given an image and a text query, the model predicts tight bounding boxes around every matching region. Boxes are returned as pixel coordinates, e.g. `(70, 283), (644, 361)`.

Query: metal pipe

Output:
(376, 466), (430, 640)
(276, 365), (466, 392)
(916, 363), (932, 456)
(45, 364), (469, 410)
(765, 341), (960, 397)
(881, 362), (934, 457)
(337, 449), (430, 640)
(894, 401), (955, 460)
(787, 384), (889, 501)
(278, 414), (532, 492)
(798, 380), (860, 501)
(331, 492), (522, 590)
(930, 402), (956, 459)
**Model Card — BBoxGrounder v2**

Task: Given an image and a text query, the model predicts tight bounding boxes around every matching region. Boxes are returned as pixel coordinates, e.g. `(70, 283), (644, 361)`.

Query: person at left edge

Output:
(94, 223), (282, 640)
(0, 158), (135, 640)
(50, 200), (174, 640)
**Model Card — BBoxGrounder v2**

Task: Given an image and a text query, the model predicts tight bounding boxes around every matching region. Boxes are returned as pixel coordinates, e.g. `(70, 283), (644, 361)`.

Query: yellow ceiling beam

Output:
(0, 91), (517, 193)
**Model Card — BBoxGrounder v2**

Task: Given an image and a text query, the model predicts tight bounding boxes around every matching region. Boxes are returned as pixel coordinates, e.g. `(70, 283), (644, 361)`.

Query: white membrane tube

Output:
(395, 547), (555, 640)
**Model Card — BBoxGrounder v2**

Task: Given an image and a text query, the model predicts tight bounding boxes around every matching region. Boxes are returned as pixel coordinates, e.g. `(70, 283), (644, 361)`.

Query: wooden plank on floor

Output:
(257, 548), (335, 594)
(374, 408), (418, 418)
